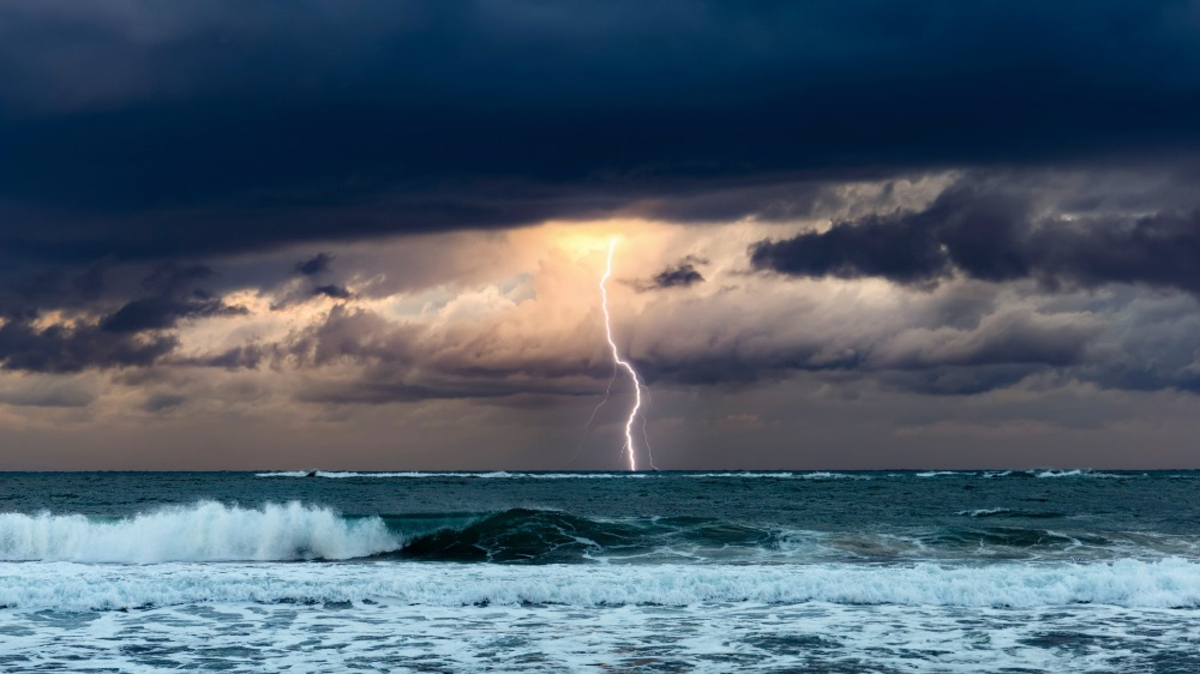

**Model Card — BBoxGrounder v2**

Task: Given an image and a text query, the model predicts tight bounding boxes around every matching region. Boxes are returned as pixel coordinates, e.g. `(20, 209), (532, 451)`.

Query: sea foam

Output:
(1, 558), (1199, 611)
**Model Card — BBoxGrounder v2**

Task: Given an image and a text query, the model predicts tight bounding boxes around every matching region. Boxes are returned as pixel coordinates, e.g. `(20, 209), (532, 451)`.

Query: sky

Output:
(3, 1), (1200, 470)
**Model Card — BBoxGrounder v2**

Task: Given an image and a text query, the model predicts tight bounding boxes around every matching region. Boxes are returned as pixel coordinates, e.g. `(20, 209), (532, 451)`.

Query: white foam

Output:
(0, 502), (402, 563)
(1033, 469), (1131, 479)
(2, 558), (1199, 611)
(4, 600), (1194, 673)
(957, 507), (1012, 517)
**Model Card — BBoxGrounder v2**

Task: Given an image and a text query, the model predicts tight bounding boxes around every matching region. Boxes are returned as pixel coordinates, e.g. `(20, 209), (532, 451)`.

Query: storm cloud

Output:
(0, 319), (178, 374)
(751, 182), (1200, 295)
(295, 254), (335, 277)
(6, 2), (1200, 468)
(639, 257), (708, 291)
(3, 1), (1200, 268)
(0, 262), (246, 372)
(101, 294), (248, 333)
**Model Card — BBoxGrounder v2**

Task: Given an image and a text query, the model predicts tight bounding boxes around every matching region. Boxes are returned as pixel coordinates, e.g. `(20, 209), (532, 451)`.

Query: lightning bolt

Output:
(600, 238), (649, 471)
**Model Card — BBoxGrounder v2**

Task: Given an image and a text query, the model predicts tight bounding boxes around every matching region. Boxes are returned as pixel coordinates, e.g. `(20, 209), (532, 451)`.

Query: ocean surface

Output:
(2, 470), (1200, 672)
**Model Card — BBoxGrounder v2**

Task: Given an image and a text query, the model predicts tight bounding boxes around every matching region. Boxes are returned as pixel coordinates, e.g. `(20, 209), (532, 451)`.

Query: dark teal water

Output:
(4, 470), (1200, 562)
(1, 470), (1198, 672)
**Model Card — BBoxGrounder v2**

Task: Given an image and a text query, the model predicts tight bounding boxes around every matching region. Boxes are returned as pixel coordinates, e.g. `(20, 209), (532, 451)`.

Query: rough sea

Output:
(2, 470), (1200, 672)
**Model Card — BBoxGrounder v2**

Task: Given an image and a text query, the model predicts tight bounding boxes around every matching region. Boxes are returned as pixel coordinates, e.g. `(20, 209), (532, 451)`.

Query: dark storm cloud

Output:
(3, 0), (1200, 267)
(0, 320), (178, 373)
(750, 211), (956, 285)
(295, 254), (334, 277)
(652, 264), (704, 289)
(100, 293), (248, 333)
(4, 0), (1200, 404)
(750, 185), (1031, 284)
(0, 262), (247, 372)
(312, 285), (352, 300)
(100, 263), (246, 334)
(639, 257), (707, 291)
(751, 183), (1200, 295)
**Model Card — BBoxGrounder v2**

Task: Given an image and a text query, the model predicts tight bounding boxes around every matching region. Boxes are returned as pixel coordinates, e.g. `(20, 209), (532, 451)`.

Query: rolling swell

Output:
(388, 508), (778, 563)
(388, 509), (1185, 564)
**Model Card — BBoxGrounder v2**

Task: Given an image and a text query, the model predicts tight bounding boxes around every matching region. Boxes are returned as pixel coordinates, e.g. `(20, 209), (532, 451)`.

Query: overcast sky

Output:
(3, 1), (1200, 469)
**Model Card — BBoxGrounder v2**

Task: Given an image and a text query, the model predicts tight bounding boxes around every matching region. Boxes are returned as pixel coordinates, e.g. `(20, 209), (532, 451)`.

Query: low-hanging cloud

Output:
(637, 256), (708, 291)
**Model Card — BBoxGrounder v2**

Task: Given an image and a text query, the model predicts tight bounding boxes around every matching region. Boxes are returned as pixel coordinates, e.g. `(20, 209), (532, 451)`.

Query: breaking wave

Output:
(0, 502), (402, 563)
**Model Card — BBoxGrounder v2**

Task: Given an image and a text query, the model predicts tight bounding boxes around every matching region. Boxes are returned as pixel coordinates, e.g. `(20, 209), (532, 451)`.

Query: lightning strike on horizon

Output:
(600, 238), (652, 471)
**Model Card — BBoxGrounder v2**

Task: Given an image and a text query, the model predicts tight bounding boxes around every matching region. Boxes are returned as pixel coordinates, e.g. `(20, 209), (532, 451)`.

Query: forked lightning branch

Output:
(599, 238), (655, 472)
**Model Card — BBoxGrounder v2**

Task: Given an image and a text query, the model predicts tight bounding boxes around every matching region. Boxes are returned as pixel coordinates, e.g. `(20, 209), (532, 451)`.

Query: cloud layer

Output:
(4, 1), (1200, 265)
(752, 182), (1200, 294)
(5, 2), (1200, 467)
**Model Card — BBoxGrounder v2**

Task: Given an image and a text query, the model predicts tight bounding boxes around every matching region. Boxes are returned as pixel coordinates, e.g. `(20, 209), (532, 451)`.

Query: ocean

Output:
(1, 470), (1199, 672)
